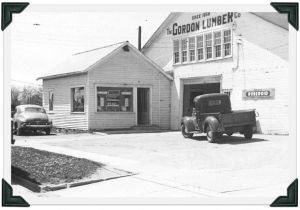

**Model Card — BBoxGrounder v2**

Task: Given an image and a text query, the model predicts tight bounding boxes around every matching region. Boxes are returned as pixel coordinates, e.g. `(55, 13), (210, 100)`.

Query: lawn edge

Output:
(12, 168), (136, 192)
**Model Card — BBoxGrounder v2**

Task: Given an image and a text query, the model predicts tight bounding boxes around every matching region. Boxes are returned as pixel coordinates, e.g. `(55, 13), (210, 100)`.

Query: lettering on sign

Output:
(242, 89), (275, 100)
(167, 12), (241, 36)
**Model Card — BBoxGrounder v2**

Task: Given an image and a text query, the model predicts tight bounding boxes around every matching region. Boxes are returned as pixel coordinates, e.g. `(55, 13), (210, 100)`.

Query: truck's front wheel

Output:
(206, 125), (218, 143)
(181, 124), (193, 138)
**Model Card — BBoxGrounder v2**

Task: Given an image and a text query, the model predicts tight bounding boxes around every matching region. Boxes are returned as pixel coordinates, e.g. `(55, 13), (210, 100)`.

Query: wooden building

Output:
(37, 41), (172, 130)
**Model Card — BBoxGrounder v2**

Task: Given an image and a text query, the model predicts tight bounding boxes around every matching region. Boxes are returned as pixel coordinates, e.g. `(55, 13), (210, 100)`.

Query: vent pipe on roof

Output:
(138, 26), (141, 51)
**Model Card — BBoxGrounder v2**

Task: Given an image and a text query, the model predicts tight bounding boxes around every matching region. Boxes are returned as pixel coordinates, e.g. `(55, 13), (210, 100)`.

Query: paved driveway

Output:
(13, 131), (292, 200)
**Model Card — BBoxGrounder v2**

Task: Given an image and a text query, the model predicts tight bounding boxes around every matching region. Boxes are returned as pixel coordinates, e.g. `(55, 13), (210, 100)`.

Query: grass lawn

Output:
(11, 146), (103, 185)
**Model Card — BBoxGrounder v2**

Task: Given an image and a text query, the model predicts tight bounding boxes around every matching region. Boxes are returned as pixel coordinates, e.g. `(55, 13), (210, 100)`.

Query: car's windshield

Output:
(24, 107), (46, 113)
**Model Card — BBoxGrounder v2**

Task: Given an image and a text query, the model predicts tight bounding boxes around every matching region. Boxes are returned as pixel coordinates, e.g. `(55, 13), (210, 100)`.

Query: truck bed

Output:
(222, 109), (256, 128)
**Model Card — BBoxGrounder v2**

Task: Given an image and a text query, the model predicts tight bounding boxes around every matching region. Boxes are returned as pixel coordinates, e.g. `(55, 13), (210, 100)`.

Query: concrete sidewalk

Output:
(13, 141), (218, 198)
(12, 132), (292, 200)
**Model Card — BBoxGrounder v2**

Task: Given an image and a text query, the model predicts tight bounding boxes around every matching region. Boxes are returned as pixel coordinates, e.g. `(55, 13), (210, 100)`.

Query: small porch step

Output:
(130, 125), (161, 130)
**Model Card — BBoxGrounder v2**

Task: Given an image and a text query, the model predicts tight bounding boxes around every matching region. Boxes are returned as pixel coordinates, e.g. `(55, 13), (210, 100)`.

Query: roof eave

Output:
(36, 70), (87, 81)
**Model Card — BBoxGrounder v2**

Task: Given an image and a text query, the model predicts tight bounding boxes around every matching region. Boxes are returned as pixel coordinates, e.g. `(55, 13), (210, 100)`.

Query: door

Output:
(137, 88), (150, 125)
(183, 83), (220, 116)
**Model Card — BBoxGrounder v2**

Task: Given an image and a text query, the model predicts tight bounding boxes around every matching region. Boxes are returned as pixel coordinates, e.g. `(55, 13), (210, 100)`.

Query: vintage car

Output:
(13, 104), (52, 136)
(181, 93), (257, 143)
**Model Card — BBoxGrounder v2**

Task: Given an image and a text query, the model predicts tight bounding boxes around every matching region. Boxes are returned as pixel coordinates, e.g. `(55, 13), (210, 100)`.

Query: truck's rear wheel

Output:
(181, 124), (193, 138)
(206, 125), (218, 143)
(244, 127), (253, 139)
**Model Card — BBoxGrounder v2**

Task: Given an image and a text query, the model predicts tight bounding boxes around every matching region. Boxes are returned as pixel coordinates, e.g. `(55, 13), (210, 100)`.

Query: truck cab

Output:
(181, 93), (257, 143)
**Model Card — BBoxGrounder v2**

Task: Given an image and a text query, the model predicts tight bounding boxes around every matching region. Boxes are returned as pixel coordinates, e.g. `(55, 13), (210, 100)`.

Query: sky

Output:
(10, 10), (169, 86)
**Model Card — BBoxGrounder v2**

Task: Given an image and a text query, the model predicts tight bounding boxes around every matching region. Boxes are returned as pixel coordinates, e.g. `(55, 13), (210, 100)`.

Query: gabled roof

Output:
(142, 12), (288, 52)
(37, 41), (173, 81)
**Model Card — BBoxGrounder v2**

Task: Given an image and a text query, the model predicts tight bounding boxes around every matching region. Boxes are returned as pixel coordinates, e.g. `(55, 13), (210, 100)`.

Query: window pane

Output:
(181, 39), (187, 50)
(72, 87), (84, 112)
(224, 43), (231, 56)
(206, 47), (212, 59)
(215, 45), (221, 58)
(197, 35), (203, 48)
(197, 48), (203, 60)
(97, 87), (133, 112)
(205, 33), (212, 47)
(189, 37), (195, 49)
(173, 40), (180, 64)
(224, 30), (231, 43)
(190, 50), (195, 61)
(214, 31), (221, 45)
(173, 40), (179, 52)
(182, 51), (187, 62)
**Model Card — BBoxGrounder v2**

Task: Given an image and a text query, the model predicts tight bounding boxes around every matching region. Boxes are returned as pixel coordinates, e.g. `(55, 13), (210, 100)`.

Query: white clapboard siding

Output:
(87, 47), (171, 130)
(43, 73), (88, 130)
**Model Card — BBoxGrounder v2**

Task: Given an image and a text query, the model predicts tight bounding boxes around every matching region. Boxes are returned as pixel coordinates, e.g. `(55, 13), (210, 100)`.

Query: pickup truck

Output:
(181, 93), (257, 143)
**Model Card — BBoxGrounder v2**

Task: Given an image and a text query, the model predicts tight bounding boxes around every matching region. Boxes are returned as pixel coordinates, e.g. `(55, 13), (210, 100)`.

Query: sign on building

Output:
(242, 89), (275, 100)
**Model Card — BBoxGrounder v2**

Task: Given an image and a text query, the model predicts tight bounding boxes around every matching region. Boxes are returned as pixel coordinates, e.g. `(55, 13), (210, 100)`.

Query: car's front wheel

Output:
(181, 124), (193, 138)
(16, 127), (22, 136)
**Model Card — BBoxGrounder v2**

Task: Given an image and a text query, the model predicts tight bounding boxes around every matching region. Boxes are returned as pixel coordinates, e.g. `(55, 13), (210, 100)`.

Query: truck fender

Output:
(181, 116), (196, 133)
(203, 116), (221, 132)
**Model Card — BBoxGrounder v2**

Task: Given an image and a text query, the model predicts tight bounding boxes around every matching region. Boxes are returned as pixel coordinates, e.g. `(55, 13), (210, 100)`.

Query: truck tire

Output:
(206, 125), (218, 143)
(244, 127), (253, 139)
(181, 124), (193, 138)
(45, 128), (51, 135)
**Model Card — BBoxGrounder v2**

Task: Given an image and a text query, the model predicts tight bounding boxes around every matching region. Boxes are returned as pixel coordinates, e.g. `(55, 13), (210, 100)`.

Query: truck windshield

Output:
(24, 107), (46, 113)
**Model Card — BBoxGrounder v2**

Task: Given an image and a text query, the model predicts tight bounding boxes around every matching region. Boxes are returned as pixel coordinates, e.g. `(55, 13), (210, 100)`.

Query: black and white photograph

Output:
(1, 2), (298, 207)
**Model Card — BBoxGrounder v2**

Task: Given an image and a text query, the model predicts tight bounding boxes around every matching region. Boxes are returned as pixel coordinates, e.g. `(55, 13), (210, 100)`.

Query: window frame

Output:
(223, 29), (232, 58)
(181, 38), (188, 63)
(214, 31), (222, 59)
(173, 39), (180, 64)
(172, 28), (232, 66)
(205, 32), (213, 61)
(95, 85), (134, 113)
(188, 37), (196, 62)
(70, 86), (85, 113)
(196, 35), (204, 62)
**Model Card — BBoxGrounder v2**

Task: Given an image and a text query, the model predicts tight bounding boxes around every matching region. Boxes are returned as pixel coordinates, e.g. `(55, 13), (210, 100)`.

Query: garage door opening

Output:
(183, 83), (220, 116)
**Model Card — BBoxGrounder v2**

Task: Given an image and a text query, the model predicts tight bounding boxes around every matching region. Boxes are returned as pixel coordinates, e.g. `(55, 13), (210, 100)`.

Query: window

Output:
(97, 87), (133, 112)
(214, 31), (222, 58)
(181, 39), (187, 62)
(71, 87), (84, 112)
(188, 37), (195, 62)
(173, 40), (180, 64)
(205, 33), (212, 59)
(49, 90), (54, 111)
(196, 35), (204, 61)
(208, 100), (222, 106)
(224, 29), (231, 56)
(172, 28), (232, 65)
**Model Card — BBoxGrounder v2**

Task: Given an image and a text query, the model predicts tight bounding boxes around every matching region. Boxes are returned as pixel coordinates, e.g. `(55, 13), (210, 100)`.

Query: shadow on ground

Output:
(15, 130), (56, 137)
(190, 135), (268, 145)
